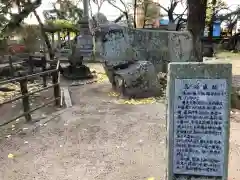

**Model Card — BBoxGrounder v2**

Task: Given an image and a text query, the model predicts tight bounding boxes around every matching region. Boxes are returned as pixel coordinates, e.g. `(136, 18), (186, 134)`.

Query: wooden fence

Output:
(0, 56), (61, 127)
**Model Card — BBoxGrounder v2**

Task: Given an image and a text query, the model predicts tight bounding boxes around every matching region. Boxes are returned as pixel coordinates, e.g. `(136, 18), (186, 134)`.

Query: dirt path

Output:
(0, 80), (167, 180)
(0, 63), (240, 180)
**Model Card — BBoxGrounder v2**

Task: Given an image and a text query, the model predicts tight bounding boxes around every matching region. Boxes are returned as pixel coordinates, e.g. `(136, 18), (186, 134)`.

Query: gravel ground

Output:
(0, 75), (167, 180)
(0, 63), (240, 180)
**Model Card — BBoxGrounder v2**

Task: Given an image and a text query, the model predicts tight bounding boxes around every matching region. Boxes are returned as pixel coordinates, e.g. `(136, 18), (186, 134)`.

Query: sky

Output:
(25, 0), (240, 24)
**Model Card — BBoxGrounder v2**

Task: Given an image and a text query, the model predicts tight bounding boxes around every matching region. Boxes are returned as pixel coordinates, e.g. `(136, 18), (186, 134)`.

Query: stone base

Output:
(0, 64), (24, 77)
(62, 64), (94, 80)
(105, 61), (161, 98)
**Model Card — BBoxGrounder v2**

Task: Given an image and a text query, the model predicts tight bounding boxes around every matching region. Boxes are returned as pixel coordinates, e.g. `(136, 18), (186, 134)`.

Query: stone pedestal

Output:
(113, 61), (161, 98)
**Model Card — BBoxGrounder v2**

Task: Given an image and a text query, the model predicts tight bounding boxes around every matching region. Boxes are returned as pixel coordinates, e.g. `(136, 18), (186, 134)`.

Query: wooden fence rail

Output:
(0, 58), (61, 127)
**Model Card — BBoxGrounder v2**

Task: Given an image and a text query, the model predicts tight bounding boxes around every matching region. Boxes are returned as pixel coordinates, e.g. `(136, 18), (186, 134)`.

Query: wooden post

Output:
(8, 56), (14, 77)
(28, 55), (34, 74)
(51, 33), (55, 49)
(52, 67), (60, 106)
(41, 56), (47, 87)
(28, 55), (34, 83)
(19, 79), (31, 122)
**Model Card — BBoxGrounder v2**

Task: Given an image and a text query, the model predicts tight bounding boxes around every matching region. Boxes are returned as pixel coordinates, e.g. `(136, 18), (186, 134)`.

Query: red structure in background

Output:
(8, 44), (26, 54)
(152, 19), (160, 28)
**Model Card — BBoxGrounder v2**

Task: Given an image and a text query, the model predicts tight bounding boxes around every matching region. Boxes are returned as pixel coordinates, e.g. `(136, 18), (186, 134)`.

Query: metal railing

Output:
(0, 56), (61, 127)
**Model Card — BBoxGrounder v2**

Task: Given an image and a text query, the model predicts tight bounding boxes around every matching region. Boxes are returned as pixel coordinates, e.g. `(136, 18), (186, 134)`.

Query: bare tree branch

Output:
(92, 0), (105, 12)
(107, 0), (125, 13)
(158, 4), (169, 13)
(174, 6), (187, 21)
(119, 0), (128, 13)
(218, 8), (240, 21)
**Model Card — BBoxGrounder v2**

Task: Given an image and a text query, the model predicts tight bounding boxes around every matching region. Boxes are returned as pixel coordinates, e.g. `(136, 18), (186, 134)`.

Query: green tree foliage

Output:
(0, 0), (42, 37)
(205, 0), (227, 24)
(44, 19), (79, 32)
(0, 2), (10, 34)
(43, 0), (83, 25)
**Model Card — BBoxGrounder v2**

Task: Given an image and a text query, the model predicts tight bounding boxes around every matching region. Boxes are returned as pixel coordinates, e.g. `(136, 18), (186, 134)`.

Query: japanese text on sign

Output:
(173, 79), (227, 177)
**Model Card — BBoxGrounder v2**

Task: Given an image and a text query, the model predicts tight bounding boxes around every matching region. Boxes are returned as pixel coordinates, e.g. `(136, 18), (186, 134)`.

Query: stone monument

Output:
(94, 23), (193, 98)
(166, 62), (232, 180)
(61, 0), (94, 80)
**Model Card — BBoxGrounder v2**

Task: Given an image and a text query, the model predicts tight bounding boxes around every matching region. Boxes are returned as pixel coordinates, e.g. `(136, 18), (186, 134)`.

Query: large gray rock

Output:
(114, 61), (161, 98)
(94, 23), (193, 98)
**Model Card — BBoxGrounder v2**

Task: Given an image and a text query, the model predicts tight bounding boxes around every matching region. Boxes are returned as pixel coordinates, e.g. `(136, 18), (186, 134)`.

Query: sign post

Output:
(167, 62), (232, 180)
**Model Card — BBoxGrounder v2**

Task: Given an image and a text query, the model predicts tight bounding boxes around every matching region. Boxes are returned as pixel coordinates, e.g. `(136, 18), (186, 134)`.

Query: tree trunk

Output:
(207, 0), (216, 57)
(16, 0), (21, 14)
(168, 11), (174, 23)
(187, 0), (207, 62)
(133, 0), (137, 28)
(208, 0), (216, 38)
(33, 10), (55, 60)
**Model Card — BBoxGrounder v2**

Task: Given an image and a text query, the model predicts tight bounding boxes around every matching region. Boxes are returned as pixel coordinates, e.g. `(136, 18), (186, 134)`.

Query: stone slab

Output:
(96, 25), (193, 73)
(62, 87), (72, 108)
(166, 62), (232, 180)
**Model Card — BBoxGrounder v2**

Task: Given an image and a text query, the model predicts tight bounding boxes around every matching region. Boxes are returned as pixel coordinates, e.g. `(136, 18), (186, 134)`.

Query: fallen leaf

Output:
(117, 97), (156, 105)
(147, 177), (155, 180)
(8, 153), (14, 159)
(108, 92), (120, 97)
(96, 73), (108, 83)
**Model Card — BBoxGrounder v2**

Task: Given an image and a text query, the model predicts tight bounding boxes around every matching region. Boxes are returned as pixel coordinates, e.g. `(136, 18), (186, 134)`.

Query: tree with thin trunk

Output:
(34, 10), (55, 59)
(107, 0), (131, 26)
(136, 0), (160, 28)
(187, 0), (208, 62)
(158, 0), (187, 30)
(92, 0), (106, 13)
(159, 0), (184, 23)
(42, 0), (84, 59)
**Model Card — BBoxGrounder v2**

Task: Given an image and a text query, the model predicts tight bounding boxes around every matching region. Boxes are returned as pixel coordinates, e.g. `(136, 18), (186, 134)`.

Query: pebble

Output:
(6, 135), (11, 138)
